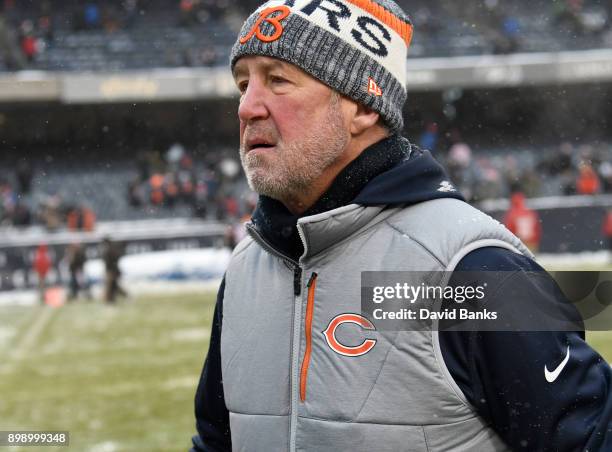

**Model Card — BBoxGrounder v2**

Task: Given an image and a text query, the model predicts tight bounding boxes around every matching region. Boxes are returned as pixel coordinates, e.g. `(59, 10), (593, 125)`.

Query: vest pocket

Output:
(300, 272), (318, 402)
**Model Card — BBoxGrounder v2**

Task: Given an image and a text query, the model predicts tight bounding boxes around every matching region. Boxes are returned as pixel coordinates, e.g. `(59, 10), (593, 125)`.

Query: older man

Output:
(192, 1), (611, 451)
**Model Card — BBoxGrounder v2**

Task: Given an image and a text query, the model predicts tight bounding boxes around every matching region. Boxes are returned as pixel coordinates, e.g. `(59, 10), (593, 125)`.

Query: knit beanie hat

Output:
(230, 0), (413, 133)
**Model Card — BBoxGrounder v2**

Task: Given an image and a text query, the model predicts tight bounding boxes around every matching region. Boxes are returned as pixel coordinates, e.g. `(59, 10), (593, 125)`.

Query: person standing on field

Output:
(33, 243), (51, 304)
(67, 242), (90, 300)
(102, 237), (127, 303)
(603, 209), (612, 263)
(503, 191), (542, 253)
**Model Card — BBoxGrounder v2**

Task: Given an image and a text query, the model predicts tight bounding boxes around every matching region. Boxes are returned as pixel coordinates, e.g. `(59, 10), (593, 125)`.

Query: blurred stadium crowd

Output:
(0, 0), (612, 71)
(0, 137), (610, 229)
(0, 143), (251, 228)
(0, 0), (610, 231)
(435, 136), (612, 203)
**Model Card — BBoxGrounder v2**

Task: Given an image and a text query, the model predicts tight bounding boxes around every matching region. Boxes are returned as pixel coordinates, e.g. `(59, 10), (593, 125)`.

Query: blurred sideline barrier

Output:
(0, 193), (611, 292)
(0, 218), (226, 292)
(484, 194), (612, 253)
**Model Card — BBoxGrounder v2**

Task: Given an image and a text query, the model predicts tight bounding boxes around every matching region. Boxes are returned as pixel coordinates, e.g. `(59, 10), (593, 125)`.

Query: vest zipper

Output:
(289, 271), (303, 452)
(299, 272), (318, 402)
(246, 222), (306, 452)
(294, 267), (303, 296)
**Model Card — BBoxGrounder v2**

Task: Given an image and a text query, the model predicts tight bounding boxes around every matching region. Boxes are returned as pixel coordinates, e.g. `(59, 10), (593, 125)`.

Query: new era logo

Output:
(438, 181), (456, 192)
(368, 78), (382, 96)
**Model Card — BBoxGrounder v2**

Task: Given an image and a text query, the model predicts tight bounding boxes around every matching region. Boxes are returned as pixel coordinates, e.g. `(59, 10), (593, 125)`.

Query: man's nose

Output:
(238, 80), (269, 123)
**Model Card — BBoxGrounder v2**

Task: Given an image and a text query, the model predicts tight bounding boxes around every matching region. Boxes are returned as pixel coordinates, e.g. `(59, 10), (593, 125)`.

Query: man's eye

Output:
(270, 76), (287, 85)
(238, 81), (248, 93)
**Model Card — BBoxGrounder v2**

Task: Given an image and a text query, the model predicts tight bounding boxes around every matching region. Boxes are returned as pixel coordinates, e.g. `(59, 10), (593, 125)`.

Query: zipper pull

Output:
(293, 267), (303, 296)
(307, 272), (318, 288)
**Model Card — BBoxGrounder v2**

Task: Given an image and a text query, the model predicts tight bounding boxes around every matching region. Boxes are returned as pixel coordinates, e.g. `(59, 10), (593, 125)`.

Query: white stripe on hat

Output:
(258, 0), (408, 86)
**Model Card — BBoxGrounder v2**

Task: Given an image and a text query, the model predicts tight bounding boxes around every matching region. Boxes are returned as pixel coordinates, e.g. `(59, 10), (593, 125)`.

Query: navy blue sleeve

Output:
(440, 248), (612, 451)
(191, 278), (232, 452)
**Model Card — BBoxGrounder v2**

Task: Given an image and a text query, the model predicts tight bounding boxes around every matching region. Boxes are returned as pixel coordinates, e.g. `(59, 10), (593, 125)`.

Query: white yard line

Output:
(0, 306), (56, 374)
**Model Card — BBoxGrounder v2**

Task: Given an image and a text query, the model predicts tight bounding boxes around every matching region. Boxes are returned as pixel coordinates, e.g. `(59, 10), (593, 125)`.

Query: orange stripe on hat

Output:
(345, 0), (413, 46)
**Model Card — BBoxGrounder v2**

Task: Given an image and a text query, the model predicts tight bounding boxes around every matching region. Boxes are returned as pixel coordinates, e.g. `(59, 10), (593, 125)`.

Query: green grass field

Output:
(0, 293), (216, 452)
(587, 332), (612, 363)
(0, 290), (611, 452)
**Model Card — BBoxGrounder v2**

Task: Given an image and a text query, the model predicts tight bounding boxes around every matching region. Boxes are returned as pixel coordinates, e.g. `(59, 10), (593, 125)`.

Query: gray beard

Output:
(239, 97), (348, 202)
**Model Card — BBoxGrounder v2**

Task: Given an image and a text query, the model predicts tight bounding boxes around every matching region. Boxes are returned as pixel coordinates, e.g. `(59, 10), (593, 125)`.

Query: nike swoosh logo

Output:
(544, 346), (570, 383)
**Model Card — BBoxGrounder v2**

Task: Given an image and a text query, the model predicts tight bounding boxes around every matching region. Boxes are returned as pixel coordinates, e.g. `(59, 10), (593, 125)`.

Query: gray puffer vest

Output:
(221, 198), (533, 452)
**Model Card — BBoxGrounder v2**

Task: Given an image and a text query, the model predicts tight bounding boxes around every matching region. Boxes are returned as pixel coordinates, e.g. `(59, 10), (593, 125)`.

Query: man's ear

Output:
(350, 103), (381, 135)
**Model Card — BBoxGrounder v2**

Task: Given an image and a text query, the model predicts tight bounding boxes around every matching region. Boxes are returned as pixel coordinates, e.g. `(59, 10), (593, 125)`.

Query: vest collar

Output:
(296, 204), (398, 259)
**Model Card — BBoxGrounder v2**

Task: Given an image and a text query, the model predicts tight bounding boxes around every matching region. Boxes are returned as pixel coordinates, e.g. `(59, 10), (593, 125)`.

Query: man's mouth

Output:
(247, 141), (276, 152)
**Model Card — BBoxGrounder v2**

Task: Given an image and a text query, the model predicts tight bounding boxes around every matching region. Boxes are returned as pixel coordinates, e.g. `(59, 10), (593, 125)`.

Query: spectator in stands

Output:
(66, 205), (96, 231)
(503, 192), (542, 252)
(102, 4), (121, 33)
(412, 6), (441, 38)
(202, 168), (219, 202)
(518, 168), (541, 198)
(193, 180), (208, 218)
(179, 0), (199, 26)
(483, 0), (520, 54)
(598, 160), (612, 193)
(127, 177), (145, 207)
(122, 0), (139, 29)
(164, 173), (179, 208)
(37, 1), (53, 41)
(504, 155), (521, 191)
(19, 20), (37, 62)
(0, 179), (16, 224)
(550, 141), (574, 175)
(39, 194), (62, 231)
(33, 243), (51, 304)
(178, 154), (196, 205)
(148, 150), (166, 174)
(199, 47), (218, 67)
(0, 12), (25, 70)
(555, 0), (586, 35)
(16, 158), (33, 194)
(419, 122), (439, 152)
(11, 201), (31, 226)
(499, 15), (520, 53)
(67, 242), (90, 301)
(446, 138), (475, 200)
(473, 157), (504, 201)
(223, 195), (238, 219)
(179, 173), (196, 205)
(136, 150), (152, 182)
(536, 142), (576, 195)
(604, 210), (612, 263)
(84, 3), (101, 30)
(149, 173), (165, 206)
(224, 193), (256, 249)
(82, 206), (96, 231)
(576, 162), (601, 195)
(202, 0), (228, 21)
(102, 237), (127, 303)
(166, 142), (185, 171)
(224, 217), (247, 249)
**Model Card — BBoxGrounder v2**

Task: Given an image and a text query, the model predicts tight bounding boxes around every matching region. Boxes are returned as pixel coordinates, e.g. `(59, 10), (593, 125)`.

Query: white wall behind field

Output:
(84, 247), (232, 283)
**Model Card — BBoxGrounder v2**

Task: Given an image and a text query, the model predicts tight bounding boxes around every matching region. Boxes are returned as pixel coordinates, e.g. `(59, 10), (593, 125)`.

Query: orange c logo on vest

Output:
(240, 5), (291, 44)
(323, 313), (377, 357)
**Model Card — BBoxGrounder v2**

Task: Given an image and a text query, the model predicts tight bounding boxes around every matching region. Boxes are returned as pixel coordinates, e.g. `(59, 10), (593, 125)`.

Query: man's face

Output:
(233, 56), (349, 200)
